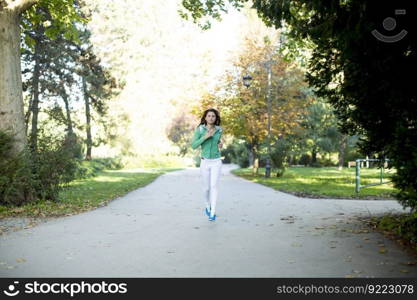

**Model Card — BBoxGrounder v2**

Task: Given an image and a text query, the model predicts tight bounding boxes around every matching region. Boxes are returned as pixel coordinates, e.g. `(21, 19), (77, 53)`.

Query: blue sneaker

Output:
(208, 214), (216, 221)
(205, 207), (211, 216)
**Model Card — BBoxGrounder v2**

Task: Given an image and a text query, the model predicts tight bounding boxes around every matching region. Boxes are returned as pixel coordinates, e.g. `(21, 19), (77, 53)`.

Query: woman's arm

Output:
(191, 128), (207, 149)
(217, 130), (223, 149)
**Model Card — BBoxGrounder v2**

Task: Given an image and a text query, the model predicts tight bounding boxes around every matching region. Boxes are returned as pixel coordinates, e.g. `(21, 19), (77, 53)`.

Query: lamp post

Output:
(242, 34), (285, 178)
(242, 75), (252, 88)
(242, 59), (273, 178)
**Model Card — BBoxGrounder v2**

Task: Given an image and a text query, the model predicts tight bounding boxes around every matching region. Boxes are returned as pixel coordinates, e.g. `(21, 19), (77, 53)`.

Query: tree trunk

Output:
(0, 9), (27, 153)
(62, 92), (73, 134)
(311, 146), (317, 164)
(83, 77), (92, 160)
(338, 134), (348, 170)
(251, 144), (259, 175)
(248, 144), (254, 167)
(288, 155), (293, 166)
(24, 94), (33, 135)
(29, 37), (41, 150)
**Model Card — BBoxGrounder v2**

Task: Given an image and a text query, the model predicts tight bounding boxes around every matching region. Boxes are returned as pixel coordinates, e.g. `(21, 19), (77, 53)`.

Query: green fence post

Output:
(380, 164), (383, 184)
(355, 159), (360, 193)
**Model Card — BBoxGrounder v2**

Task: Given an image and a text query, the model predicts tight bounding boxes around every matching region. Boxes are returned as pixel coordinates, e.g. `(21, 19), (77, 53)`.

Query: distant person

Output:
(191, 108), (224, 221)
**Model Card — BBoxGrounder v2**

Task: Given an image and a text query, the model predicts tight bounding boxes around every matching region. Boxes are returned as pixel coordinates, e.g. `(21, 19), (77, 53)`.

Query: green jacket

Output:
(191, 124), (223, 159)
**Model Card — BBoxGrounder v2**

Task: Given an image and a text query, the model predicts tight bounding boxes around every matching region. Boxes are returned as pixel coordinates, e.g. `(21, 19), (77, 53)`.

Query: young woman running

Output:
(191, 108), (224, 221)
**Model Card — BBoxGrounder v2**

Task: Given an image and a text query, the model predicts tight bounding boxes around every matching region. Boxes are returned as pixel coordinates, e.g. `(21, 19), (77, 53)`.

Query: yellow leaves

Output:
(378, 248), (387, 254)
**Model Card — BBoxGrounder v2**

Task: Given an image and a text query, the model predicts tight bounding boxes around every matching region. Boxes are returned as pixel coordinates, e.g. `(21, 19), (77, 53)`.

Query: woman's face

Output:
(205, 111), (216, 124)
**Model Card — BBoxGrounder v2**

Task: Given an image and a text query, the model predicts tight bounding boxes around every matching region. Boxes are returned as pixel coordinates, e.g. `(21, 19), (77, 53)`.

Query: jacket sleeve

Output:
(217, 127), (223, 143)
(191, 127), (206, 149)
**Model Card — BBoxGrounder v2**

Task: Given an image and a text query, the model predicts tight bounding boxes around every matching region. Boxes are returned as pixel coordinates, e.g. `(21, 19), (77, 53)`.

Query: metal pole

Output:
(380, 162), (384, 183)
(355, 159), (360, 193)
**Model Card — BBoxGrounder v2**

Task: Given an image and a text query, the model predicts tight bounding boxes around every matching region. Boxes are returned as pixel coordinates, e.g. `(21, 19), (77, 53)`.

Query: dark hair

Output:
(198, 108), (221, 127)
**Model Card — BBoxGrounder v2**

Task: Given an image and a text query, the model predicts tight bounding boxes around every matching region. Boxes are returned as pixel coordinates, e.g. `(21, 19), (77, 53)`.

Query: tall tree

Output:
(0, 0), (83, 154)
(68, 26), (120, 160)
(299, 97), (341, 165)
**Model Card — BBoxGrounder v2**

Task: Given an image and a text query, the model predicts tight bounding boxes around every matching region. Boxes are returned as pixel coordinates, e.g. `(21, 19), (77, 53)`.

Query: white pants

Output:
(200, 157), (222, 215)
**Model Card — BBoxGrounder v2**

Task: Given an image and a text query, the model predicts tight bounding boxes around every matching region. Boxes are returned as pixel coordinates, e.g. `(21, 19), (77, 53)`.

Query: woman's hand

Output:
(204, 128), (215, 139)
(218, 140), (223, 149)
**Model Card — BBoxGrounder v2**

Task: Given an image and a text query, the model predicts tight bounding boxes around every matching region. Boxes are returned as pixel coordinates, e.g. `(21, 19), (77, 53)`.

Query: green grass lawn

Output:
(232, 166), (397, 199)
(0, 167), (183, 218)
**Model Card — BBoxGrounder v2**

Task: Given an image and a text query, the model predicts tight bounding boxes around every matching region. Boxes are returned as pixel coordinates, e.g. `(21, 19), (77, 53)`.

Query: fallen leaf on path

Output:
(399, 269), (409, 273)
(379, 248), (387, 254)
(16, 258), (26, 263)
(399, 261), (417, 266)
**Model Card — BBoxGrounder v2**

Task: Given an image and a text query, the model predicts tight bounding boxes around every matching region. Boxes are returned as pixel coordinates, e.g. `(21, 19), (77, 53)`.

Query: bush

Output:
(343, 149), (363, 166)
(320, 157), (336, 167)
(309, 161), (322, 168)
(75, 157), (124, 179)
(270, 138), (291, 177)
(220, 146), (234, 163)
(0, 129), (82, 206)
(298, 154), (311, 166)
(221, 141), (250, 168)
(232, 142), (250, 168)
(378, 213), (417, 245)
(0, 131), (36, 206)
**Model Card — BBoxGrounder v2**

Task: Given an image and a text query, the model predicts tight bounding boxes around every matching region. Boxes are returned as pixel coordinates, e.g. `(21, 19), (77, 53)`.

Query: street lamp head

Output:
(242, 75), (253, 88)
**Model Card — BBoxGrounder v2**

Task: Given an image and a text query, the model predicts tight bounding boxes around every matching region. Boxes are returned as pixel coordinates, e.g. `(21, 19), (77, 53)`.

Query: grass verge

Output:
(361, 212), (417, 258)
(0, 168), (182, 218)
(231, 166), (397, 199)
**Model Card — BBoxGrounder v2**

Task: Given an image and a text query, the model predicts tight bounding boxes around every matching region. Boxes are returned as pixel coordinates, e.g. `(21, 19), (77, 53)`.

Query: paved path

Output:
(0, 164), (416, 277)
